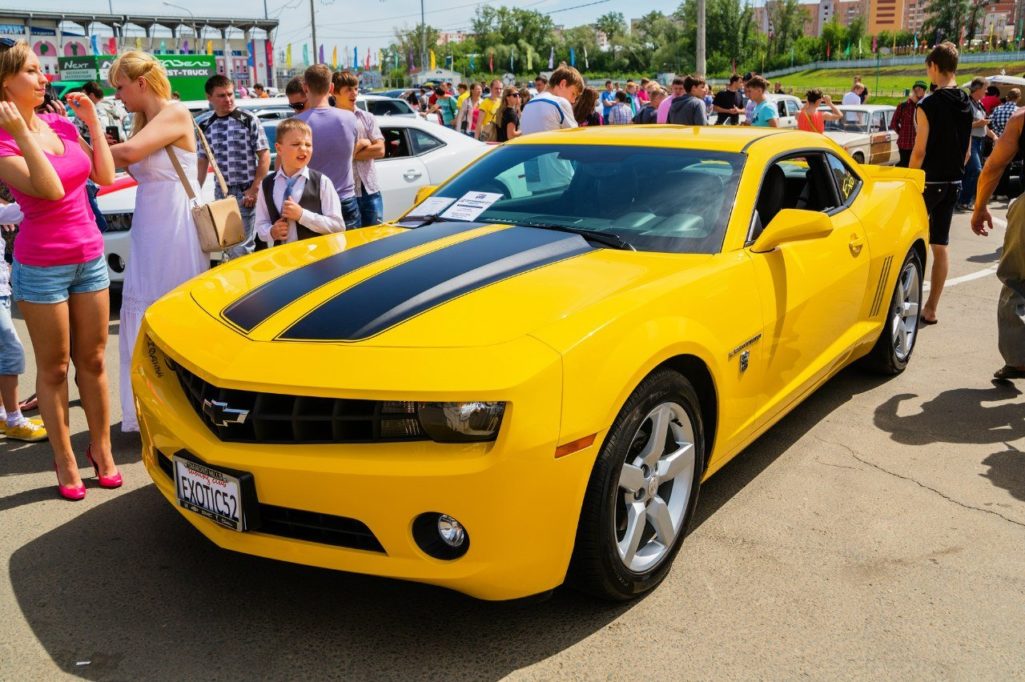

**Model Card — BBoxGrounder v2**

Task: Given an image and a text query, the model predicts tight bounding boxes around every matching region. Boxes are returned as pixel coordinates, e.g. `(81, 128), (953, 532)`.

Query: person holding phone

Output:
(75, 81), (126, 145)
(0, 40), (118, 500)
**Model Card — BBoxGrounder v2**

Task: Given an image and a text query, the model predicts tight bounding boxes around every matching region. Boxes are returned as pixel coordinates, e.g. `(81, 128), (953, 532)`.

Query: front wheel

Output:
(569, 369), (705, 601)
(862, 248), (923, 374)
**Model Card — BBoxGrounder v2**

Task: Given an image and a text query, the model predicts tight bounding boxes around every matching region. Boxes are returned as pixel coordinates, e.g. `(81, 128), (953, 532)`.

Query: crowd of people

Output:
(0, 37), (1020, 502)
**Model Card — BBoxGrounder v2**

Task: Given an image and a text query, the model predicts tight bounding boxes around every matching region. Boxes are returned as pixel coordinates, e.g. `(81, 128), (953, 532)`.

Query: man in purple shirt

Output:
(296, 64), (361, 228)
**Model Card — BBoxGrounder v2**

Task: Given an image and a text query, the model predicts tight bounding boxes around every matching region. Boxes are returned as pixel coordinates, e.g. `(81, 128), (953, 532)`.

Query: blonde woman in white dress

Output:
(108, 52), (208, 432)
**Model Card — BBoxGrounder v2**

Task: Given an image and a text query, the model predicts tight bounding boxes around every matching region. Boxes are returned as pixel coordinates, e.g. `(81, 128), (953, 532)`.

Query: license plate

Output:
(174, 457), (245, 531)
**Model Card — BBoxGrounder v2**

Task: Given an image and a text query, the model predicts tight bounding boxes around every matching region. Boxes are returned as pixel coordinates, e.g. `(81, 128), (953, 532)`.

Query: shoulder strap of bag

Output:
(802, 109), (819, 132)
(522, 97), (564, 124)
(164, 119), (230, 200)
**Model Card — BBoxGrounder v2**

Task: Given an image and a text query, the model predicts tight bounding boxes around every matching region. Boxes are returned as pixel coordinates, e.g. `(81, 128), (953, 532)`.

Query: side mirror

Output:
(413, 185), (438, 206)
(751, 209), (833, 253)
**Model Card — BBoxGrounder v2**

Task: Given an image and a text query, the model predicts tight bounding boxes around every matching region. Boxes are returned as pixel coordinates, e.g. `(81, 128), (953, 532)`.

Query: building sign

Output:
(157, 55), (216, 78)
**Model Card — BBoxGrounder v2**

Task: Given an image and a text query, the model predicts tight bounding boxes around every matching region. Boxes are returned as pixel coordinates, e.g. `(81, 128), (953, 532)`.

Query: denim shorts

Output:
(12, 255), (109, 304)
(0, 295), (25, 375)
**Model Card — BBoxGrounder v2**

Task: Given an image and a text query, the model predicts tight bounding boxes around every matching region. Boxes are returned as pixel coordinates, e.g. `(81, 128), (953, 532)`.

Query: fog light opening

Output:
(413, 512), (470, 560)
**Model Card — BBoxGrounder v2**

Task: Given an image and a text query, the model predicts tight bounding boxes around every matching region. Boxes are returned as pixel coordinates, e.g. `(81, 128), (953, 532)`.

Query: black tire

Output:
(862, 248), (923, 375)
(569, 369), (705, 601)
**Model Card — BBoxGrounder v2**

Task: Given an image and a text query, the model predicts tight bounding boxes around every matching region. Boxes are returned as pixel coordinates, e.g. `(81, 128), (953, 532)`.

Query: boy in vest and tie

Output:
(255, 118), (345, 246)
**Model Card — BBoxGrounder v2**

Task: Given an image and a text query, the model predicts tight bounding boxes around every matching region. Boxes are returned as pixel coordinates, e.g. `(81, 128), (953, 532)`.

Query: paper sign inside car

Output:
(409, 196), (455, 217)
(441, 192), (503, 221)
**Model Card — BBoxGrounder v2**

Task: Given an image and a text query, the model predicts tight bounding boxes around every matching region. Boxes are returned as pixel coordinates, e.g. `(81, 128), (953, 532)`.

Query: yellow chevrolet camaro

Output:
(134, 126), (928, 601)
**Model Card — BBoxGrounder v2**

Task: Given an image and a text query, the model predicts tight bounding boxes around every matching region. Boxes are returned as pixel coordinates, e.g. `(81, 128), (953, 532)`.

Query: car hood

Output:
(180, 222), (706, 349)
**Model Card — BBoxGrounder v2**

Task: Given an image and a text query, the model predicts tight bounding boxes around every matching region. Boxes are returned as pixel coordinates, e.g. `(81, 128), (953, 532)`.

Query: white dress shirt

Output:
(255, 166), (345, 245)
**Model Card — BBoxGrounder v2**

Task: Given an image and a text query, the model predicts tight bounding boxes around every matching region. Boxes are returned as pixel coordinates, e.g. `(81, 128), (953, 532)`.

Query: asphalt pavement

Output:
(1, 204), (1023, 681)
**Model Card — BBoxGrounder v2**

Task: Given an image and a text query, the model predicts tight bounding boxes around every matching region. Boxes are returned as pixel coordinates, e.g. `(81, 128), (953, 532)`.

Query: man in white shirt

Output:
(519, 66), (584, 135)
(255, 119), (344, 245)
(842, 83), (864, 106)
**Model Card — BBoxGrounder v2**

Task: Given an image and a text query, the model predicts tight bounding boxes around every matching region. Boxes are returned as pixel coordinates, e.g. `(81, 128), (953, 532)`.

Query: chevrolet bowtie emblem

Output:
(201, 399), (250, 428)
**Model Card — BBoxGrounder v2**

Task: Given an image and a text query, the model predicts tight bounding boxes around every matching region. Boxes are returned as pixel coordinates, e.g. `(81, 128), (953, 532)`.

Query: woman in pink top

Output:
(0, 41), (118, 501)
(797, 89), (842, 134)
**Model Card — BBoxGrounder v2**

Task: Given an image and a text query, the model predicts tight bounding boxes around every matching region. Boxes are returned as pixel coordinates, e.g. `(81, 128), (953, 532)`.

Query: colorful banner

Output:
(90, 35), (99, 56)
(285, 43), (292, 68)
(332, 45), (338, 68)
(569, 46), (575, 67)
(302, 43), (309, 65)
(207, 40), (213, 55)
(429, 49), (436, 70)
(548, 46), (554, 69)
(319, 44), (325, 64)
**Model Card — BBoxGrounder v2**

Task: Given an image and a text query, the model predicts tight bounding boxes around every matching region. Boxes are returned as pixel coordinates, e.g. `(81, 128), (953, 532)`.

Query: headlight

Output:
(417, 401), (505, 443)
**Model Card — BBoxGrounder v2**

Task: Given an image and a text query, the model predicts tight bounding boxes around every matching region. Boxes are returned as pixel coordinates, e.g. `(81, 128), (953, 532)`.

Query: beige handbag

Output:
(166, 123), (245, 253)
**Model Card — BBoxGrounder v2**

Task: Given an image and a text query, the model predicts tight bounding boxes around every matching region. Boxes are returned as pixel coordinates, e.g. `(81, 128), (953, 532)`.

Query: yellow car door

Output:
(745, 151), (871, 429)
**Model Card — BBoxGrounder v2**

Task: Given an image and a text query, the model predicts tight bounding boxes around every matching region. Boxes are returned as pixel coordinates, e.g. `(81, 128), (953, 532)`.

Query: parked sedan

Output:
(823, 105), (899, 165)
(99, 115), (488, 284)
(133, 127), (928, 601)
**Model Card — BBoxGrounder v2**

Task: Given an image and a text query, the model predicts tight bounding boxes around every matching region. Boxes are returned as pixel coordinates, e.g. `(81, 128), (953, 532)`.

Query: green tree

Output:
(765, 0), (808, 59)
(922, 0), (970, 44)
(392, 23), (440, 70)
(595, 11), (627, 42)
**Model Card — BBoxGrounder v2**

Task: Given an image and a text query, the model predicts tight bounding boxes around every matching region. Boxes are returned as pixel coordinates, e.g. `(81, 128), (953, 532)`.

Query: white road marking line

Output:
(924, 265), (999, 291)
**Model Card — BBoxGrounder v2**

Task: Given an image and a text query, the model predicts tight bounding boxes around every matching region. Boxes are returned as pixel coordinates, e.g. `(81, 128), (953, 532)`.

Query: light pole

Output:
(309, 0), (317, 64)
(163, 1), (197, 52)
(420, 0), (427, 81)
(696, 0), (706, 75)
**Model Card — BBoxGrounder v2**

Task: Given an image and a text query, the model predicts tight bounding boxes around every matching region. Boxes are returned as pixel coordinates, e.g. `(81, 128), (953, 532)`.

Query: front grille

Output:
(155, 451), (385, 553)
(169, 360), (428, 444)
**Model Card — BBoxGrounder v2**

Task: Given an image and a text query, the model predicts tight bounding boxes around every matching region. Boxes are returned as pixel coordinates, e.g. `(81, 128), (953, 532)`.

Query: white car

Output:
(99, 115), (489, 284)
(822, 105), (899, 166)
(709, 93), (803, 127)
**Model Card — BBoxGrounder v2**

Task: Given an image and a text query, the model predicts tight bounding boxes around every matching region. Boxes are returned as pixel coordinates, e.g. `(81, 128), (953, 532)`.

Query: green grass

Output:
(773, 61), (1025, 105)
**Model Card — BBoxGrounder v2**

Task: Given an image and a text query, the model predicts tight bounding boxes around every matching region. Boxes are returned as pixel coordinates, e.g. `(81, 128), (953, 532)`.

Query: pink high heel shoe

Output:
(86, 446), (123, 489)
(54, 463), (86, 501)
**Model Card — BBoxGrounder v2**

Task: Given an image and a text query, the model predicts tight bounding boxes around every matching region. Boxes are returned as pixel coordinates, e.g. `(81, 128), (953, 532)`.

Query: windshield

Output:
(824, 109), (870, 133)
(410, 144), (745, 254)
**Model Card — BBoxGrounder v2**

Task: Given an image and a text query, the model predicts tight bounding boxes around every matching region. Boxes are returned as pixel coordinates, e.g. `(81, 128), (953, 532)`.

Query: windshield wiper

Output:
(503, 220), (635, 251)
(398, 213), (453, 227)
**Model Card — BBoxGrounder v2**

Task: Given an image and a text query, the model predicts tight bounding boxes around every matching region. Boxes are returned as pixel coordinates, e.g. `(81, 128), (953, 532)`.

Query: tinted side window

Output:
(382, 128), (410, 158)
(826, 153), (862, 205)
(409, 129), (445, 155)
(367, 100), (412, 116)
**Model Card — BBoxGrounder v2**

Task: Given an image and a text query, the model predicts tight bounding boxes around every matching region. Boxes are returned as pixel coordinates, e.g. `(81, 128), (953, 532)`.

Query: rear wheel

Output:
(863, 248), (923, 374)
(569, 369), (705, 601)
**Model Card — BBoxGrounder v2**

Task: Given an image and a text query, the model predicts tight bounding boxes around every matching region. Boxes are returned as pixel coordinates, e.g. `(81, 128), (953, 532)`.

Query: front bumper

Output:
(134, 316), (601, 601)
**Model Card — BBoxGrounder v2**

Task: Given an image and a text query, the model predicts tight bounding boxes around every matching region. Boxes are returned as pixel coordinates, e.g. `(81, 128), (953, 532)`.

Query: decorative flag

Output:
(509, 48), (514, 72)
(181, 39), (189, 54)
(248, 40), (255, 67)
(353, 46), (358, 69)
(913, 32), (919, 50)
(332, 45), (338, 68)
(318, 44), (324, 64)
(826, 41), (831, 59)
(570, 46), (576, 67)
(548, 46), (554, 69)
(135, 37), (142, 50)
(857, 37), (862, 56)
(468, 53), (475, 71)
(365, 47), (370, 70)
(207, 40), (214, 55)
(160, 40), (166, 54)
(265, 40), (273, 78)
(872, 35), (878, 52)
(285, 43), (292, 68)
(843, 41), (850, 57)
(584, 46), (589, 69)
(488, 50), (494, 72)
(430, 49), (436, 70)
(892, 31), (897, 50)
(303, 43), (309, 65)
(958, 25), (966, 47)
(90, 35), (99, 55)
(526, 48), (532, 71)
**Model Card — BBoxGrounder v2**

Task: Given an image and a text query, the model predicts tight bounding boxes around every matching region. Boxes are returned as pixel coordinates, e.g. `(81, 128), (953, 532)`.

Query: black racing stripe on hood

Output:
(222, 222), (486, 332)
(280, 227), (593, 342)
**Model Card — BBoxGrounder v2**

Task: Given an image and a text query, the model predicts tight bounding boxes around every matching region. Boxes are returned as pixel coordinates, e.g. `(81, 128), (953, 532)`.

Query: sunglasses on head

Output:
(0, 38), (16, 50)
(289, 101), (305, 111)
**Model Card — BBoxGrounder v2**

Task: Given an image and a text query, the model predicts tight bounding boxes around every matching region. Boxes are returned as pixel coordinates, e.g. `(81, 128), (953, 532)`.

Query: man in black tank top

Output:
(970, 109), (1025, 380)
(910, 42), (974, 325)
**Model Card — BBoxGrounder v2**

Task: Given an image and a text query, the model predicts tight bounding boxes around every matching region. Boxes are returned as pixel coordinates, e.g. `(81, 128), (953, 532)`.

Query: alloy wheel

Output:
(614, 401), (696, 574)
(891, 260), (920, 361)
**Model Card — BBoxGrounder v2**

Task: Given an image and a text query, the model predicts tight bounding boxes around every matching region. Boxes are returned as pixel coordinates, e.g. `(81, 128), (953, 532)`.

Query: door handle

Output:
(403, 169), (423, 181)
(849, 234), (865, 256)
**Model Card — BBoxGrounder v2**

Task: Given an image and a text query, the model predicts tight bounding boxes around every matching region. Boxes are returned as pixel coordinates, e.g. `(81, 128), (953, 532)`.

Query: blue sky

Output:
(10, 0), (687, 53)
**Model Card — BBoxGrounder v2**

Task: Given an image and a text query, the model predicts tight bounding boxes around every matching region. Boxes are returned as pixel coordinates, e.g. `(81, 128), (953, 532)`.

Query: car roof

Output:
(835, 104), (896, 112)
(511, 125), (810, 153)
